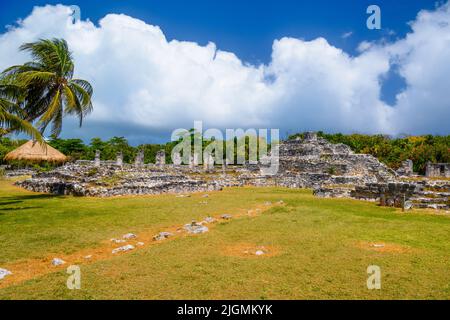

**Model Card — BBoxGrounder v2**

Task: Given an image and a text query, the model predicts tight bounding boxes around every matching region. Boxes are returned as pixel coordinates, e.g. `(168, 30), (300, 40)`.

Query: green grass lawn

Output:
(0, 179), (449, 299)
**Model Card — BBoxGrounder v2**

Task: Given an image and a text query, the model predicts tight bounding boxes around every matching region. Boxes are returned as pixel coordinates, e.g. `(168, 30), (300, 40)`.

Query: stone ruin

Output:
(134, 149), (145, 167)
(18, 161), (221, 197)
(116, 152), (123, 167)
(261, 131), (396, 189)
(12, 132), (450, 210)
(94, 150), (101, 167)
(426, 162), (450, 178)
(396, 159), (414, 177)
(155, 150), (165, 166)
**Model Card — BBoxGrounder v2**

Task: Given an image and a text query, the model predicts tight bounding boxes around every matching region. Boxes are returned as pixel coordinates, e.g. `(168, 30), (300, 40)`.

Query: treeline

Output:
(290, 132), (450, 174)
(2, 133), (449, 174)
(0, 136), (168, 167)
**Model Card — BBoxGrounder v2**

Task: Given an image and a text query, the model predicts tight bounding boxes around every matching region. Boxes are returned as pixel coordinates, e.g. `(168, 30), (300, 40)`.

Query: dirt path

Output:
(0, 201), (283, 289)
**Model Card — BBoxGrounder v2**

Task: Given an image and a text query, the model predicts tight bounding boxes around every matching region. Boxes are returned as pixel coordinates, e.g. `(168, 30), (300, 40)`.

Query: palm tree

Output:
(1, 38), (93, 137)
(0, 82), (42, 142)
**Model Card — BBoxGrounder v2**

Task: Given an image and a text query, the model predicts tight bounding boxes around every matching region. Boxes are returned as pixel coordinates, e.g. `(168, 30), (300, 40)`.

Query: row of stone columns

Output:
(93, 149), (220, 170)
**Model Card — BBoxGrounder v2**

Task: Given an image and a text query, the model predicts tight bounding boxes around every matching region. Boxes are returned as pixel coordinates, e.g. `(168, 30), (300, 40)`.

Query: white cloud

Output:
(0, 3), (449, 142)
(341, 31), (353, 39)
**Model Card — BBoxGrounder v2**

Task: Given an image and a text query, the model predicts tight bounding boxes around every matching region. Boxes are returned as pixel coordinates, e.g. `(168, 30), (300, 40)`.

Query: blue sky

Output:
(0, 0), (437, 61)
(0, 1), (448, 143)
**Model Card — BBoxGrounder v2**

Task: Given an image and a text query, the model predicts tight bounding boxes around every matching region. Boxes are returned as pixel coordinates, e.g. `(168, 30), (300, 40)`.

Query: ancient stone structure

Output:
(396, 159), (414, 176)
(270, 133), (396, 188)
(426, 162), (450, 178)
(18, 162), (222, 197)
(94, 150), (101, 167)
(172, 151), (182, 165)
(156, 150), (165, 166)
(193, 153), (200, 166)
(116, 152), (123, 167)
(13, 131), (449, 210)
(134, 150), (144, 167)
(203, 153), (214, 172)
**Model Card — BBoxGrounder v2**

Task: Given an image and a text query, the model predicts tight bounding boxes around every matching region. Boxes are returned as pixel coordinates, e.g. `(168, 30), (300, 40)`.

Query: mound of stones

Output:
(274, 132), (395, 187)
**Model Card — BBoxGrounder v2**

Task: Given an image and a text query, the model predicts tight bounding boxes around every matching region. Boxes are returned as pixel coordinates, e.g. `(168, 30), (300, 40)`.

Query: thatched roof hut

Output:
(3, 140), (67, 163)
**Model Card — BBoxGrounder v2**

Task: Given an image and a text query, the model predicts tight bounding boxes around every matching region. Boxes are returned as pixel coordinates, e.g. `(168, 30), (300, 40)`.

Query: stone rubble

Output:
(123, 233), (137, 240)
(112, 244), (135, 254)
(153, 232), (173, 241)
(0, 268), (12, 280)
(111, 238), (126, 244)
(184, 221), (209, 234)
(52, 258), (66, 266)
(204, 216), (216, 223)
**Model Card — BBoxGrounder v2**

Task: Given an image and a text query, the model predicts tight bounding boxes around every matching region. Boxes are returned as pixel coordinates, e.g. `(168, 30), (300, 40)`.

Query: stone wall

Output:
(315, 181), (449, 210)
(426, 162), (450, 178)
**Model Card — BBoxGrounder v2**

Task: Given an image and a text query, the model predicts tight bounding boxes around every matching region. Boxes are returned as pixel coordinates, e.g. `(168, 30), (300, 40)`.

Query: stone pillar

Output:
(172, 151), (182, 165)
(304, 131), (318, 141)
(135, 149), (144, 168)
(156, 150), (165, 167)
(203, 153), (214, 172)
(189, 155), (194, 169)
(116, 152), (123, 167)
(193, 153), (200, 166)
(203, 154), (209, 171)
(222, 162), (226, 176)
(425, 162), (434, 177)
(94, 150), (101, 167)
(208, 154), (215, 170)
(404, 160), (413, 175)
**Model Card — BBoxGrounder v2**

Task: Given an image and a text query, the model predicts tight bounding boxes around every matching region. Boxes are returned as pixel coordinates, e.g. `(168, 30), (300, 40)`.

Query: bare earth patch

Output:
(356, 241), (415, 254)
(221, 243), (280, 258)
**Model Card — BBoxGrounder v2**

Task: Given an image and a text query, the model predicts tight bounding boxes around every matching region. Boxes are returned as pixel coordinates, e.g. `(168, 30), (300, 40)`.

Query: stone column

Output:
(172, 152), (182, 165)
(208, 154), (214, 171)
(116, 152), (123, 167)
(304, 131), (318, 141)
(94, 150), (101, 167)
(189, 155), (194, 169)
(405, 160), (413, 175)
(203, 152), (214, 172)
(203, 155), (209, 171)
(193, 153), (200, 166)
(156, 150), (165, 167)
(425, 162), (433, 177)
(135, 150), (144, 168)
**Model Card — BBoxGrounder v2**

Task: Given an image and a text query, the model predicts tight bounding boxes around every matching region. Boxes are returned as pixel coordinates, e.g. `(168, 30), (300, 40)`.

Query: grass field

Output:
(0, 178), (449, 300)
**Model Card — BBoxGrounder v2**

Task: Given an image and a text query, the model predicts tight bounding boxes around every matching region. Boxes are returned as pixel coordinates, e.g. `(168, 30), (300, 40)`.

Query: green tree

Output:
(0, 82), (42, 142)
(1, 38), (93, 137)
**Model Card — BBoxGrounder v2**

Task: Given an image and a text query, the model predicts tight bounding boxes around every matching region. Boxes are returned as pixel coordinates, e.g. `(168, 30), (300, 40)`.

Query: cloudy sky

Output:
(0, 1), (449, 143)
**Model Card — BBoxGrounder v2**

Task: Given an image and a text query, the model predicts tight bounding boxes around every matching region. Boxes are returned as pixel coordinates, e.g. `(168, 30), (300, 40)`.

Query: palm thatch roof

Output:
(3, 140), (67, 163)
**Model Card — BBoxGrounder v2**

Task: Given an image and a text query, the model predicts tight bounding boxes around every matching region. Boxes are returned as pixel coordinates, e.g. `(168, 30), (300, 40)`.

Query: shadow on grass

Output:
(0, 193), (62, 208)
(0, 206), (43, 212)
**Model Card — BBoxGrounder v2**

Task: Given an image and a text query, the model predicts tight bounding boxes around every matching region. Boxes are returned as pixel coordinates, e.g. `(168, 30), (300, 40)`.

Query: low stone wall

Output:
(351, 183), (418, 207)
(16, 163), (222, 197)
